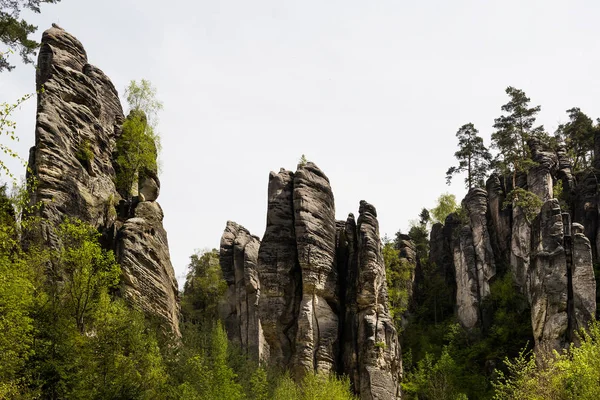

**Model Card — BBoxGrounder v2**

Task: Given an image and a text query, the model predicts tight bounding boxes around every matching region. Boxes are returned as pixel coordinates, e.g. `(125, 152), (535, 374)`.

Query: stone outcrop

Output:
(220, 163), (402, 399)
(28, 25), (180, 334)
(450, 189), (496, 330)
(530, 200), (568, 350)
(433, 138), (597, 353)
(219, 221), (264, 359)
(354, 201), (402, 399)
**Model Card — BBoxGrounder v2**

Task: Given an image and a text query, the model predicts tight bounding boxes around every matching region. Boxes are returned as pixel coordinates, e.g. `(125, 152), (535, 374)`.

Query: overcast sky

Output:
(2, 0), (600, 286)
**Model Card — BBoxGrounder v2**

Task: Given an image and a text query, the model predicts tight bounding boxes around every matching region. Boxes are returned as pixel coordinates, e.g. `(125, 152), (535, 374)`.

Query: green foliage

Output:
(503, 187), (543, 223)
(298, 154), (308, 167)
(52, 219), (121, 333)
(402, 349), (467, 400)
(446, 123), (492, 189)
(125, 79), (164, 124)
(493, 321), (600, 399)
(115, 80), (162, 198)
(403, 269), (533, 399)
(1, 92), (33, 180)
(175, 321), (244, 400)
(181, 249), (227, 324)
(555, 107), (598, 172)
(0, 1), (61, 72)
(383, 241), (414, 327)
(431, 193), (459, 224)
(272, 372), (356, 400)
(491, 87), (546, 186)
(75, 138), (94, 165)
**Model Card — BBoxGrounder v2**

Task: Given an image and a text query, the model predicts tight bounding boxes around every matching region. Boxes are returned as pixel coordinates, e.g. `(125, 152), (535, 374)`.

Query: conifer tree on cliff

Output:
(0, 0), (61, 72)
(491, 86), (546, 187)
(555, 107), (597, 171)
(446, 123), (492, 190)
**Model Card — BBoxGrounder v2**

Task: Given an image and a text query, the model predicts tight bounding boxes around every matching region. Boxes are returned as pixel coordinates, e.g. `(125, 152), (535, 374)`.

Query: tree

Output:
(52, 219), (120, 334)
(446, 123), (492, 189)
(180, 249), (227, 325)
(491, 87), (545, 186)
(115, 80), (162, 198)
(555, 107), (597, 171)
(0, 0), (61, 72)
(430, 193), (458, 224)
(1, 92), (34, 180)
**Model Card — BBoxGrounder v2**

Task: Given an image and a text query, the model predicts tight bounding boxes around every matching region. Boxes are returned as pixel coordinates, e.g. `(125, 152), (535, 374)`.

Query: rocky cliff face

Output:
(433, 139), (597, 352)
(27, 25), (180, 334)
(220, 162), (402, 399)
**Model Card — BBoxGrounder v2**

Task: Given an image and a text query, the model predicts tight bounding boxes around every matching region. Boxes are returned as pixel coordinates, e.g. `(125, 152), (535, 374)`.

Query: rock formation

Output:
(27, 25), (180, 334)
(432, 139), (596, 352)
(220, 162), (402, 399)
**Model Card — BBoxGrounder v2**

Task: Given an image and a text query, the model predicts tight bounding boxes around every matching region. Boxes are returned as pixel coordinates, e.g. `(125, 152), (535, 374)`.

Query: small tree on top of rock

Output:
(491, 87), (546, 187)
(431, 193), (459, 224)
(115, 79), (162, 199)
(446, 123), (492, 189)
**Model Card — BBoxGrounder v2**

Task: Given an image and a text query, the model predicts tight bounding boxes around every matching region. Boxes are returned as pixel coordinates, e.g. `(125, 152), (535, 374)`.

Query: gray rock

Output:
(530, 200), (568, 351)
(256, 169), (301, 367)
(292, 162), (339, 376)
(571, 223), (596, 333)
(221, 166), (402, 399)
(453, 225), (480, 330)
(219, 221), (265, 359)
(486, 174), (512, 263)
(28, 26), (180, 335)
(355, 201), (402, 400)
(527, 138), (558, 202)
(117, 201), (180, 336)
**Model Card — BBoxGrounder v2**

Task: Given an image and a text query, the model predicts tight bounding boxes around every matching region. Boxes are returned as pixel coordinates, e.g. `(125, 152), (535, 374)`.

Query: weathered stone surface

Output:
(453, 225), (480, 330)
(117, 201), (180, 336)
(221, 165), (401, 399)
(29, 25), (122, 241)
(355, 201), (402, 400)
(527, 138), (558, 202)
(293, 162), (339, 376)
(219, 221), (265, 359)
(486, 174), (512, 264)
(451, 189), (496, 331)
(571, 223), (596, 333)
(556, 145), (575, 200)
(28, 26), (180, 335)
(464, 189), (496, 303)
(337, 214), (360, 393)
(511, 202), (533, 296)
(530, 200), (568, 351)
(257, 169), (300, 367)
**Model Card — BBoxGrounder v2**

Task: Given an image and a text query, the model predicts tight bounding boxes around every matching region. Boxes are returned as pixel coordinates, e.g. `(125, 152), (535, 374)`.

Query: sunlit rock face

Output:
(28, 25), (180, 335)
(220, 163), (402, 399)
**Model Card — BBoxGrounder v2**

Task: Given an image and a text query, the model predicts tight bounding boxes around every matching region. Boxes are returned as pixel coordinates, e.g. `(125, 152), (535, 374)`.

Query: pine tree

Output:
(446, 123), (492, 189)
(555, 107), (597, 171)
(491, 87), (545, 186)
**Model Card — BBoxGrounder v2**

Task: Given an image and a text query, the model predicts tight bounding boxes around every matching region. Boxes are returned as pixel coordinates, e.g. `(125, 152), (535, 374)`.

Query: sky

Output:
(2, 0), (600, 287)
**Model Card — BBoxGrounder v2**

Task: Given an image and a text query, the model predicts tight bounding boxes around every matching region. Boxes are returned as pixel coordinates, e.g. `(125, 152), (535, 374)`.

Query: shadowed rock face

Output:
(530, 200), (568, 350)
(257, 168), (300, 367)
(219, 221), (264, 359)
(355, 201), (402, 400)
(220, 164), (402, 399)
(28, 26), (180, 335)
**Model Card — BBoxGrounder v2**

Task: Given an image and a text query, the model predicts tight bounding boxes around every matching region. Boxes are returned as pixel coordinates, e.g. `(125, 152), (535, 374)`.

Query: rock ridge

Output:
(220, 163), (402, 399)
